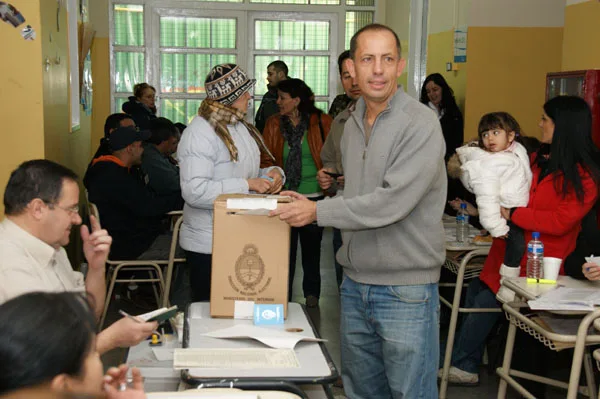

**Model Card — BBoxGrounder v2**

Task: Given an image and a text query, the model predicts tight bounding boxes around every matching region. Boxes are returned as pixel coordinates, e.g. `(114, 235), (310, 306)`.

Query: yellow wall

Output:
(91, 37), (110, 157)
(0, 1), (45, 213)
(426, 30), (467, 113)
(464, 27), (563, 142)
(562, 1), (600, 70)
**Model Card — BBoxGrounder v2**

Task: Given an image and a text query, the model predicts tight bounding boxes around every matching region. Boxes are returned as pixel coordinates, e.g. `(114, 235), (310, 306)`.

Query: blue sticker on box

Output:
(254, 304), (284, 325)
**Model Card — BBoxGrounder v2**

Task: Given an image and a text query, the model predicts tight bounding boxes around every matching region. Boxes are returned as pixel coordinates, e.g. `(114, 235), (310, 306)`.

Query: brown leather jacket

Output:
(260, 112), (333, 170)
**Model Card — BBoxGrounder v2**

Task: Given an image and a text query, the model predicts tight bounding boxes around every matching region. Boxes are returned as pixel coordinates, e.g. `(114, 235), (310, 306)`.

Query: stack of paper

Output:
(203, 325), (326, 349)
(173, 348), (300, 370)
(528, 287), (600, 311)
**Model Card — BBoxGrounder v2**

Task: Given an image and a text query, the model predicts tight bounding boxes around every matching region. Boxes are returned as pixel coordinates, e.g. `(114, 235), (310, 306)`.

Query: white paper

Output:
(234, 300), (255, 319)
(137, 305), (177, 321)
(585, 256), (600, 266)
(203, 325), (326, 349)
(173, 348), (300, 369)
(528, 287), (600, 311)
(226, 198), (277, 210)
(151, 347), (175, 361)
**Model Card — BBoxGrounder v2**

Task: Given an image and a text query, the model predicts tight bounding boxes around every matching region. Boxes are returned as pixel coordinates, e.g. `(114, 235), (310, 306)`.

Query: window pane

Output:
(195, 0), (242, 2)
(160, 17), (186, 47)
(346, 0), (375, 5)
(114, 4), (143, 46)
(212, 19), (237, 48)
(281, 21), (304, 50)
(304, 56), (329, 96)
(255, 21), (280, 50)
(161, 53), (186, 93)
(161, 99), (203, 125)
(305, 21), (329, 50)
(186, 18), (211, 48)
(345, 11), (373, 49)
(311, 0), (339, 3)
(315, 101), (328, 114)
(114, 97), (128, 113)
(251, 0), (307, 4)
(114, 52), (145, 93)
(162, 53), (236, 94)
(161, 17), (235, 49)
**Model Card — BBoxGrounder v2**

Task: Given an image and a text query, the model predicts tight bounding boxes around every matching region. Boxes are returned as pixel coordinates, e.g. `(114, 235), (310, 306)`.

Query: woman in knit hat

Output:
(178, 64), (285, 302)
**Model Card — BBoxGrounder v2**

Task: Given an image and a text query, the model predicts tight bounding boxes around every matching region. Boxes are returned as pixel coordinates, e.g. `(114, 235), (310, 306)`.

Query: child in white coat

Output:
(455, 112), (532, 302)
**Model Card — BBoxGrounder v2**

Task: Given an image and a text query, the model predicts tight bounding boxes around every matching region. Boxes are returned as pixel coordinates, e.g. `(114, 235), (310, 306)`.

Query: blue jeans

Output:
(340, 277), (439, 399)
(450, 278), (501, 373)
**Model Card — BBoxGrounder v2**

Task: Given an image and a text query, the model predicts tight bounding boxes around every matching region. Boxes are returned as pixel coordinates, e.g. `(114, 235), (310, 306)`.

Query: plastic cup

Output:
(543, 257), (562, 281)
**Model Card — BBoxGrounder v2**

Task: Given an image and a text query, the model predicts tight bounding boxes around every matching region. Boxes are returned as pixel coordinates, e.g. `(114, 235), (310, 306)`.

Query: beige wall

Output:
(562, 0), (600, 70)
(0, 1), (45, 214)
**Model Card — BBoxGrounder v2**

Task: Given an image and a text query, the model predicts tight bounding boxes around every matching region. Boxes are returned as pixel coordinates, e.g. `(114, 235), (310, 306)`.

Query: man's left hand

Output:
(269, 191), (317, 227)
(81, 214), (112, 270)
(266, 169), (284, 194)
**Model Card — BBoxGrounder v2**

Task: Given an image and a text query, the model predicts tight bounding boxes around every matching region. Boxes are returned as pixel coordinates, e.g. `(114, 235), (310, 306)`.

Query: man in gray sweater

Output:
(271, 23), (446, 398)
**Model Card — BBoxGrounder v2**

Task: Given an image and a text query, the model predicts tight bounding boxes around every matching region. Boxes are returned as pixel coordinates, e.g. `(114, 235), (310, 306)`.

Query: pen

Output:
(526, 278), (557, 285)
(119, 309), (143, 323)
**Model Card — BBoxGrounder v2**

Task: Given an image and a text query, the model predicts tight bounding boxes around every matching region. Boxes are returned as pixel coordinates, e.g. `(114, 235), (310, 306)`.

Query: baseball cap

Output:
(107, 126), (151, 151)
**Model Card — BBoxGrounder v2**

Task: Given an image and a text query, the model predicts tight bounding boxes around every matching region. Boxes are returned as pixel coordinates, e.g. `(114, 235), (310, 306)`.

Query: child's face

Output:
(481, 128), (515, 152)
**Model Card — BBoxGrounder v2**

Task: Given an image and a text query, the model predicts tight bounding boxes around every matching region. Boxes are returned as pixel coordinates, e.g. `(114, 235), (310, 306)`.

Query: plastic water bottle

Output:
(456, 203), (470, 243)
(526, 232), (544, 279)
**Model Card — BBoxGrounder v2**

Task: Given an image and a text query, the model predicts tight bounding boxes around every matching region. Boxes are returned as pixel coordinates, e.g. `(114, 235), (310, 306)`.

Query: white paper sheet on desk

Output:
(528, 287), (600, 311)
(173, 348), (299, 369)
(151, 347), (175, 361)
(203, 325), (326, 349)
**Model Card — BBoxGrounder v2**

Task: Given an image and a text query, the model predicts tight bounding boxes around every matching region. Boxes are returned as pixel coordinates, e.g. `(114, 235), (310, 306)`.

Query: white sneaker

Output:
(438, 366), (479, 386)
(496, 264), (520, 303)
(496, 285), (515, 303)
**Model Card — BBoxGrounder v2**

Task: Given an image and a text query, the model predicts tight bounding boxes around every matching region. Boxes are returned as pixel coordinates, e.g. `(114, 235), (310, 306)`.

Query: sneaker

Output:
(438, 366), (479, 386)
(305, 295), (319, 308)
(496, 285), (515, 303)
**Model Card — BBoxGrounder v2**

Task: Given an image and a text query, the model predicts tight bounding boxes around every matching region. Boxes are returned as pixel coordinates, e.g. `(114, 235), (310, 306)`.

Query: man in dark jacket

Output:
(142, 117), (181, 196)
(254, 60), (288, 133)
(85, 126), (183, 260)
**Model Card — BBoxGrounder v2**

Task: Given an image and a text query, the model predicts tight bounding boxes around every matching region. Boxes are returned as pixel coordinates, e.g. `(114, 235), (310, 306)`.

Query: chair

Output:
(438, 247), (500, 399)
(497, 298), (600, 398)
(88, 203), (185, 328)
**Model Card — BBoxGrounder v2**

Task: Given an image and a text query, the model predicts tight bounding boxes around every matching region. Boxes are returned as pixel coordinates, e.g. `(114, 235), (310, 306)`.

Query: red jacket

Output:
(480, 155), (598, 293)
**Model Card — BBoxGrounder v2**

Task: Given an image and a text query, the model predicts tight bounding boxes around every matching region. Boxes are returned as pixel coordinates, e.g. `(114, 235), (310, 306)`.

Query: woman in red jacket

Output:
(444, 96), (600, 386)
(261, 78), (332, 308)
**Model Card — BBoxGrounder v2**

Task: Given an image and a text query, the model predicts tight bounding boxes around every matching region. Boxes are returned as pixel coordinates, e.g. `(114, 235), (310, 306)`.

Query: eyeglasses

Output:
(48, 203), (80, 215)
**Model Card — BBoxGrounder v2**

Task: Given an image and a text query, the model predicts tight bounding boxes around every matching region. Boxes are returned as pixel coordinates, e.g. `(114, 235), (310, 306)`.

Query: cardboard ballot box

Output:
(211, 194), (291, 318)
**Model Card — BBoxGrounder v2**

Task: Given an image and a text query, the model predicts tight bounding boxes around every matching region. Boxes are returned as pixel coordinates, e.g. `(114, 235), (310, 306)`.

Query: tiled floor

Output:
(102, 228), (587, 398)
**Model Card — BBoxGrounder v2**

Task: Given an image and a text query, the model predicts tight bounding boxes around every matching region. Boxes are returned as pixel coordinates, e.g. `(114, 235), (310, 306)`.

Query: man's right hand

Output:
(247, 178), (273, 194)
(317, 168), (334, 190)
(100, 317), (158, 351)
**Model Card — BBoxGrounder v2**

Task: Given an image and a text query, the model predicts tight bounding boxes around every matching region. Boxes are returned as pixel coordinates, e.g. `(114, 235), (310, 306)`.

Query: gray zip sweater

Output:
(316, 87), (447, 286)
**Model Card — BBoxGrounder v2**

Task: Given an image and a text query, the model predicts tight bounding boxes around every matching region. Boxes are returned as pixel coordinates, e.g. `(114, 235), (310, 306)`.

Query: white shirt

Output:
(0, 218), (84, 305)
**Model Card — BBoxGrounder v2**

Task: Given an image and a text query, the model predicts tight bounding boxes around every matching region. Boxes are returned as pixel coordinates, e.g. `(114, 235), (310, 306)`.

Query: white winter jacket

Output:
(456, 141), (532, 237)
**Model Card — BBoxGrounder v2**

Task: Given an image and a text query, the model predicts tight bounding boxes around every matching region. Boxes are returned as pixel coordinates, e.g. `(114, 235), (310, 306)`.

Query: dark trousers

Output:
(187, 251), (212, 302)
(333, 227), (343, 289)
(503, 221), (526, 268)
(289, 223), (324, 300)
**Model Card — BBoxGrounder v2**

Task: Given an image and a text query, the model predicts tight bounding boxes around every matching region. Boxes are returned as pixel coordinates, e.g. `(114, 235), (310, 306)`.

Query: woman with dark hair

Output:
(0, 292), (145, 398)
(122, 83), (157, 129)
(421, 73), (465, 212)
(261, 78), (333, 308)
(442, 96), (600, 388)
(420, 73), (464, 161)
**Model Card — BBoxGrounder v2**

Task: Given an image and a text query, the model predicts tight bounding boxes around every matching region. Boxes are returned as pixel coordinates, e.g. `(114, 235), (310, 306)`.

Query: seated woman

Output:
(564, 207), (600, 280)
(122, 83), (157, 130)
(261, 78), (332, 308)
(443, 96), (600, 386)
(0, 292), (145, 398)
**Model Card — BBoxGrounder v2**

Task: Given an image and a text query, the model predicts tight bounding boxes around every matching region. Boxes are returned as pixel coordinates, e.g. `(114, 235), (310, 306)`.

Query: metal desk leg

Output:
(497, 308), (517, 399)
(439, 258), (468, 399)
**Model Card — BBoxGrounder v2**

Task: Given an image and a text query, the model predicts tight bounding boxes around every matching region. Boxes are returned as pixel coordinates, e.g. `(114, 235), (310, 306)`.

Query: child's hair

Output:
(477, 112), (522, 149)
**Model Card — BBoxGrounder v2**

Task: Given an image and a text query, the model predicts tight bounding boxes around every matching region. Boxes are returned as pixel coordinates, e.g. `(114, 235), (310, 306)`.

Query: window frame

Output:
(109, 0), (377, 120)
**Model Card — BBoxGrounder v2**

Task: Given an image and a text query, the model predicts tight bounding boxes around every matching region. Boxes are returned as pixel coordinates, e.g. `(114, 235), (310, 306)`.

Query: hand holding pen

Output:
(107, 310), (158, 348)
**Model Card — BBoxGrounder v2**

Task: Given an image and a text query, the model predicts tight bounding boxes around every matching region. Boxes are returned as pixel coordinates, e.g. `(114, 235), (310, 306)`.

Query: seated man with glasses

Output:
(0, 159), (158, 353)
(84, 126), (183, 261)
